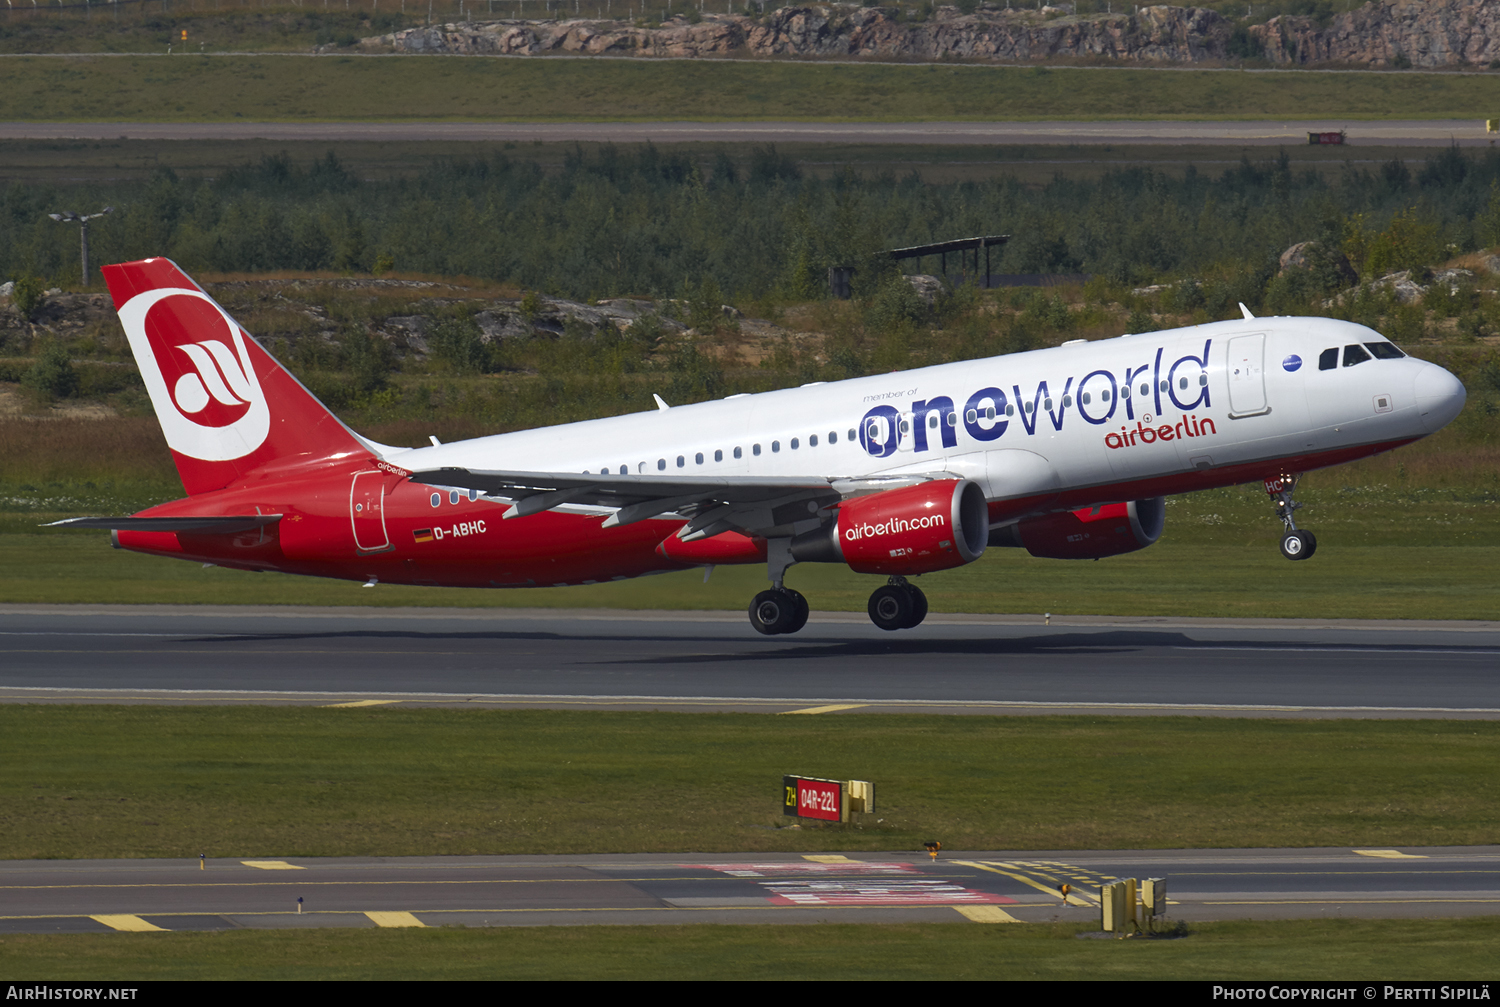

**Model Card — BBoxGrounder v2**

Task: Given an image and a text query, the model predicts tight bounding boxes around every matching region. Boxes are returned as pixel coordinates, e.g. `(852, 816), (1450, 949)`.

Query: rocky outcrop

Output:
(366, 5), (1236, 63)
(362, 1), (1500, 68)
(1254, 0), (1500, 68)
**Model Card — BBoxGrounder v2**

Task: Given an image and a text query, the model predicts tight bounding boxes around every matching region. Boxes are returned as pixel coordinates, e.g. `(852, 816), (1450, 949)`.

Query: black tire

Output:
(1279, 530), (1311, 561)
(749, 590), (796, 635)
(868, 585), (914, 632)
(784, 589), (810, 634)
(1302, 530), (1318, 560)
(905, 585), (928, 628)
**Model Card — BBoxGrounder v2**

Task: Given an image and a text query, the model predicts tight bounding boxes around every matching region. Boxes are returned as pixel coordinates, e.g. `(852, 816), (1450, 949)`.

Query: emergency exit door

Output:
(350, 470), (391, 553)
(1227, 334), (1270, 417)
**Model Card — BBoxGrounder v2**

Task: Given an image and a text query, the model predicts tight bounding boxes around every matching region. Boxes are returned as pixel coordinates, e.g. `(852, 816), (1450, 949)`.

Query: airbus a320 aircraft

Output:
(58, 258), (1467, 635)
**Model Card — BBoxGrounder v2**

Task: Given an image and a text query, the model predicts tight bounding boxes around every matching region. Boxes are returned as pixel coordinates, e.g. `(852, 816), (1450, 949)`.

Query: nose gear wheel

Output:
(1265, 474), (1317, 561)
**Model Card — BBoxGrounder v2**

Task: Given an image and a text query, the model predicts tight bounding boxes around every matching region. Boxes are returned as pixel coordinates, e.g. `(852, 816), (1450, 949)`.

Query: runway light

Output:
(1044, 612), (1051, 625)
(297, 897), (303, 914)
(923, 840), (941, 860)
(1059, 883), (1070, 903)
(199, 853), (205, 871)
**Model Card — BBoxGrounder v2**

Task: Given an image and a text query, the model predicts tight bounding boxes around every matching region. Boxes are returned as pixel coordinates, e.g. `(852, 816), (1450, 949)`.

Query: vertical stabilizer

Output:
(103, 258), (369, 496)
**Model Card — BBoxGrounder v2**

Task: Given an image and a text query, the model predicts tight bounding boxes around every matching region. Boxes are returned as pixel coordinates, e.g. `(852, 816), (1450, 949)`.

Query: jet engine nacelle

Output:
(792, 478), (989, 576)
(991, 498), (1166, 560)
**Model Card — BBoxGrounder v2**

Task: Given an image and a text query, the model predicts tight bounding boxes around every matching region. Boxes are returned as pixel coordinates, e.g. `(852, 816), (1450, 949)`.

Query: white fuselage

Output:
(383, 317), (1464, 512)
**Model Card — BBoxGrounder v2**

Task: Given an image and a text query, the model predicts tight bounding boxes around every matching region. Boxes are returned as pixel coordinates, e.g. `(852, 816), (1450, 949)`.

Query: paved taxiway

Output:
(1, 119), (1494, 146)
(3, 848), (1496, 934)
(1, 606), (1497, 717)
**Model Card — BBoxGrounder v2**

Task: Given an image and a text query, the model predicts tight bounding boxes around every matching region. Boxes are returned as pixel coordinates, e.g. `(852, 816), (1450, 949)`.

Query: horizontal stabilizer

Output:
(46, 515), (282, 534)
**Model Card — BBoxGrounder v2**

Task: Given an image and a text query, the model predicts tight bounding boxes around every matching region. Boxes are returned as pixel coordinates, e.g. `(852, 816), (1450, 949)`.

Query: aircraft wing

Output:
(45, 515), (283, 533)
(409, 467), (924, 541)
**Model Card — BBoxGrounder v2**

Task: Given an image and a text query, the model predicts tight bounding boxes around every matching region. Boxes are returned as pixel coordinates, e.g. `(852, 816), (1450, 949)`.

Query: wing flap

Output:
(409, 467), (845, 538)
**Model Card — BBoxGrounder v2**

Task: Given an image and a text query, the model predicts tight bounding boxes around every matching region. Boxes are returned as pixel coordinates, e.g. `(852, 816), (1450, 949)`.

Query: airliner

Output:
(56, 258), (1468, 635)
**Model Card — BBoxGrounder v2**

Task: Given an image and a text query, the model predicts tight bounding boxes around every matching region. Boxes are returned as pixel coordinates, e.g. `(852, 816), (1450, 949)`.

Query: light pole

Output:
(47, 207), (113, 287)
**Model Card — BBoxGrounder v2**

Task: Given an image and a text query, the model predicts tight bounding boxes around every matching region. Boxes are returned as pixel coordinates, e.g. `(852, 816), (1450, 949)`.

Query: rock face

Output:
(1253, 0), (1500, 68)
(362, 2), (1500, 67)
(367, 5), (1236, 63)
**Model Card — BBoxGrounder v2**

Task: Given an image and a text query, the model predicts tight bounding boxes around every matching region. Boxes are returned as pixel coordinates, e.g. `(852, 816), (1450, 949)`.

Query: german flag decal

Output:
(412, 528), (434, 543)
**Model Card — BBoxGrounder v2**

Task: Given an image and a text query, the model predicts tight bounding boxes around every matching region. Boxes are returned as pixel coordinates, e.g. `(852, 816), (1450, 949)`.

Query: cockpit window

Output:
(1343, 344), (1372, 367)
(1318, 348), (1338, 370)
(1364, 341), (1405, 360)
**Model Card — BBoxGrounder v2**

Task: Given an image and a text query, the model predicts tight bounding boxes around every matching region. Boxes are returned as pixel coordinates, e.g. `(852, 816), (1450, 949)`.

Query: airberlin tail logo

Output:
(119, 288), (270, 462)
(164, 337), (254, 426)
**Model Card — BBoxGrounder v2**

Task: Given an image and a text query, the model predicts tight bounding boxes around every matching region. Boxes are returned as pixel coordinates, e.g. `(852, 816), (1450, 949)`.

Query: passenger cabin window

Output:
(1343, 344), (1372, 367)
(810, 434), (819, 446)
(1365, 341), (1405, 359)
(1319, 348), (1338, 370)
(714, 450), (723, 462)
(734, 447), (743, 459)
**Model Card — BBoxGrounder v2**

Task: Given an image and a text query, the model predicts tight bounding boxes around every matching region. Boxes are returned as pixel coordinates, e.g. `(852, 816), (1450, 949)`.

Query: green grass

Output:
(0, 136), (1438, 187)
(3, 707), (1497, 858)
(5, 444), (1498, 619)
(9, 56), (1500, 122)
(2, 918), (1497, 980)
(0, 8), (414, 55)
(4, 528), (1497, 620)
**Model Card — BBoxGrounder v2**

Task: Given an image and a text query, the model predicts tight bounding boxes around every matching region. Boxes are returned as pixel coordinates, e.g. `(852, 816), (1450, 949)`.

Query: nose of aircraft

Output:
(1414, 363), (1467, 433)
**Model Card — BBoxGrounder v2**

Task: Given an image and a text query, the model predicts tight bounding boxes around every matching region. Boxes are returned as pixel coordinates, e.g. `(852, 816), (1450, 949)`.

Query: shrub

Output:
(428, 317), (491, 374)
(10, 275), (45, 321)
(22, 342), (78, 401)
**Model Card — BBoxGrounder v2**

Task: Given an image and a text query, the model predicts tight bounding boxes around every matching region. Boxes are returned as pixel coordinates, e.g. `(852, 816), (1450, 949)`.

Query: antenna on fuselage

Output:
(1239, 303), (1256, 320)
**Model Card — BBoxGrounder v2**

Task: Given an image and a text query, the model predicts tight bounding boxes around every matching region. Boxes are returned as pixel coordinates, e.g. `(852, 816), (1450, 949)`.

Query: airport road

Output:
(0, 120), (1493, 146)
(2, 848), (1497, 934)
(1, 605), (1497, 717)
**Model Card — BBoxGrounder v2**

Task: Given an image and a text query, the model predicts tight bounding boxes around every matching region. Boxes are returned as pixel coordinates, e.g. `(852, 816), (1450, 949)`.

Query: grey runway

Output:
(2, 847), (1496, 934)
(1, 606), (1497, 717)
(0, 119), (1492, 146)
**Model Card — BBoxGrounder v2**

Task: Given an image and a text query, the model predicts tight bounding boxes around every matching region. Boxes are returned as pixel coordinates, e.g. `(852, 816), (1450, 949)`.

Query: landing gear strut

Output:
(749, 537), (810, 636)
(1265, 474), (1317, 561)
(868, 576), (928, 631)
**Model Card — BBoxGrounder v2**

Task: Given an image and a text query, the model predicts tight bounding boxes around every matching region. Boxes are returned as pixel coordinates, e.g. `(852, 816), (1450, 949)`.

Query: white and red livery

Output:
(60, 258), (1467, 634)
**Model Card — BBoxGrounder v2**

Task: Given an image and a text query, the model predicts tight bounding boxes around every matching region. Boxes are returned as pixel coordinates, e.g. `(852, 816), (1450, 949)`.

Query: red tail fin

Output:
(104, 258), (369, 496)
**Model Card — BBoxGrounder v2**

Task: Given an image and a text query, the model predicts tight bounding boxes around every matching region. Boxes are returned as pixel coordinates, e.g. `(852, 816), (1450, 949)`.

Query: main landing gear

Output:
(749, 587), (810, 636)
(868, 576), (928, 632)
(1265, 473), (1317, 561)
(747, 539), (929, 635)
(748, 579), (930, 635)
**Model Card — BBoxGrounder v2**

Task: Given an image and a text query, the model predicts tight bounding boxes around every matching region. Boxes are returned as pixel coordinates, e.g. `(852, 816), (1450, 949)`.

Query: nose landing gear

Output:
(868, 576), (928, 631)
(1265, 474), (1317, 561)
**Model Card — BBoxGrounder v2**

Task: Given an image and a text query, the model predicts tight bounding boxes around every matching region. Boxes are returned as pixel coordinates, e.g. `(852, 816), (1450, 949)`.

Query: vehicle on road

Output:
(60, 258), (1467, 634)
